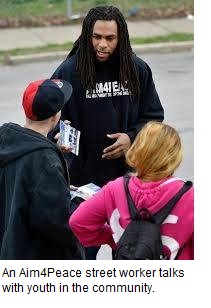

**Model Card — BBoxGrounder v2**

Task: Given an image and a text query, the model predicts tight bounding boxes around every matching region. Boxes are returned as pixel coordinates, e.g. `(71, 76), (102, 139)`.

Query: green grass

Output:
(0, 32), (193, 59)
(130, 32), (194, 44)
(0, 0), (194, 18)
(0, 42), (73, 57)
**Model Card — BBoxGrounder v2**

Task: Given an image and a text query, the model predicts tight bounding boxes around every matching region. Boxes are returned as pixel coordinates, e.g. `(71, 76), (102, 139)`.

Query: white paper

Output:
(59, 120), (80, 156)
(70, 183), (101, 201)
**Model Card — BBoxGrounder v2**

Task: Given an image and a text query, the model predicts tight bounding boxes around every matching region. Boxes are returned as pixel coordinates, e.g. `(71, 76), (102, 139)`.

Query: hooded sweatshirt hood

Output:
(0, 123), (58, 168)
(127, 176), (180, 214)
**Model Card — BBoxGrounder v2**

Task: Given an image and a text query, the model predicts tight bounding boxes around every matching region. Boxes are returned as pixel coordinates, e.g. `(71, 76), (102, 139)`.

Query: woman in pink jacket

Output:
(69, 121), (194, 260)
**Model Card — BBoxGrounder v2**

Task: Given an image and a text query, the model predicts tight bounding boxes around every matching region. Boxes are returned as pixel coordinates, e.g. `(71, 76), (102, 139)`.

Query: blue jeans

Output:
(85, 246), (100, 260)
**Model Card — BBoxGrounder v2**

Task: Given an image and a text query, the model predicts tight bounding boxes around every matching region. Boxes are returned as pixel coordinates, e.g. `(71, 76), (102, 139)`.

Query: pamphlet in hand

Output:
(59, 120), (80, 156)
(70, 183), (101, 201)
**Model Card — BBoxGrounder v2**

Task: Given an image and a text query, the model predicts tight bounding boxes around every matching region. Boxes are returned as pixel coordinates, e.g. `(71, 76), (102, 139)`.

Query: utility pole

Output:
(67, 0), (72, 19)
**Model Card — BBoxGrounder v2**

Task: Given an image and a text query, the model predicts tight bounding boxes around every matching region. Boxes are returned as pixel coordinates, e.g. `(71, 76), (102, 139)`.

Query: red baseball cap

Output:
(22, 79), (72, 121)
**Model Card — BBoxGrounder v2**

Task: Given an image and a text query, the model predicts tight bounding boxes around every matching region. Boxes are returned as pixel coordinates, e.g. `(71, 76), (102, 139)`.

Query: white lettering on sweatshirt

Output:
(86, 81), (129, 98)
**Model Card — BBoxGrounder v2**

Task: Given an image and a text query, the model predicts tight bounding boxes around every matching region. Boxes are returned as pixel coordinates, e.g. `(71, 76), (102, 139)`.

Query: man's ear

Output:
(51, 114), (57, 122)
(49, 114), (59, 129)
(50, 114), (56, 125)
(51, 111), (61, 123)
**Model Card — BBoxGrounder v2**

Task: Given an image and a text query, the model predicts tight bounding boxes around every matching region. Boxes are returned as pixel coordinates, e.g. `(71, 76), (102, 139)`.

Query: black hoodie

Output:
(51, 54), (164, 186)
(0, 123), (84, 260)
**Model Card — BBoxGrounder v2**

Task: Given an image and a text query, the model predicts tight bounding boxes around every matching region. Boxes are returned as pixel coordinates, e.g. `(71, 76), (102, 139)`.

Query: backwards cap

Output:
(22, 79), (72, 121)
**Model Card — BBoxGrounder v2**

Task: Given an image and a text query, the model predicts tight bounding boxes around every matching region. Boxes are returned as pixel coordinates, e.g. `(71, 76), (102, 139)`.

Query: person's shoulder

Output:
(44, 148), (64, 167)
(104, 177), (125, 194)
(170, 179), (194, 222)
(163, 178), (194, 208)
(132, 54), (147, 66)
(56, 55), (77, 71)
(132, 54), (151, 73)
(32, 146), (63, 171)
(65, 54), (77, 65)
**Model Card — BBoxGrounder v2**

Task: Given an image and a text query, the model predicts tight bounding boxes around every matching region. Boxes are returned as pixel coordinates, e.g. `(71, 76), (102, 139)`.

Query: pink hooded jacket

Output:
(69, 176), (194, 260)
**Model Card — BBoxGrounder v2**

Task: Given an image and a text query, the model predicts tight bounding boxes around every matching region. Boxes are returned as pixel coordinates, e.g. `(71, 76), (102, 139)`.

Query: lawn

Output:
(0, 0), (194, 19)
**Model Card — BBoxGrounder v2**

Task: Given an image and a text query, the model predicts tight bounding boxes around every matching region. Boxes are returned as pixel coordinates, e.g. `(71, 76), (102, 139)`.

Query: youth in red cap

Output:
(22, 79), (72, 121)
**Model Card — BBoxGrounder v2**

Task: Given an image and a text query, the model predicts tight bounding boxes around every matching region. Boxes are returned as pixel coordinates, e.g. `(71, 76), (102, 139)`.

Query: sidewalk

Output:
(0, 17), (194, 64)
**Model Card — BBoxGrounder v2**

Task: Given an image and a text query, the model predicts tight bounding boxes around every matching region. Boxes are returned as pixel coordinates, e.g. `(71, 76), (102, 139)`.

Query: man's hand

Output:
(69, 185), (78, 191)
(55, 120), (72, 153)
(102, 133), (131, 159)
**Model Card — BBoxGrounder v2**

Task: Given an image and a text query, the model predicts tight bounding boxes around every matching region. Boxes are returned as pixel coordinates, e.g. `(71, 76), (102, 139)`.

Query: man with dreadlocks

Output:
(50, 6), (164, 259)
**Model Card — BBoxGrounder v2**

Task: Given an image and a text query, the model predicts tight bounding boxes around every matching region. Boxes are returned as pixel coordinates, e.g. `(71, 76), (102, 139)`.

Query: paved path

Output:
(0, 17), (193, 51)
(0, 17), (194, 64)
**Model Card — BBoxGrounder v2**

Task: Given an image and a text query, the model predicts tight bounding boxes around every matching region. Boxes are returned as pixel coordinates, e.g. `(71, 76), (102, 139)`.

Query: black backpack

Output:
(114, 176), (193, 260)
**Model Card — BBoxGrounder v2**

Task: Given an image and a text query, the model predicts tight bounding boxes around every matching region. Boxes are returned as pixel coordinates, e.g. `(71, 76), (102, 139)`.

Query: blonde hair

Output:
(126, 121), (183, 182)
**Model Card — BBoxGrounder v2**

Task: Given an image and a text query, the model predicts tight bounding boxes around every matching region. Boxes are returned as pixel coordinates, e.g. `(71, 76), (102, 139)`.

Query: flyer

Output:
(70, 183), (101, 200)
(59, 120), (80, 156)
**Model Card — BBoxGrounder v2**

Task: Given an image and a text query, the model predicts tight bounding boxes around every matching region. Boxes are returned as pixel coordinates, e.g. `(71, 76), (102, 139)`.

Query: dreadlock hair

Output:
(67, 6), (140, 98)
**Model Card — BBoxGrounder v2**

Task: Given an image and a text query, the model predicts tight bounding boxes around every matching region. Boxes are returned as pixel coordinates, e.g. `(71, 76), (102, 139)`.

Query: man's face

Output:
(92, 20), (118, 62)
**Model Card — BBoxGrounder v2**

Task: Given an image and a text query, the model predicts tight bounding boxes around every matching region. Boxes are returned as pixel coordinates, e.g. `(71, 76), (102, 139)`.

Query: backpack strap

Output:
(153, 180), (193, 224)
(123, 175), (141, 220)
